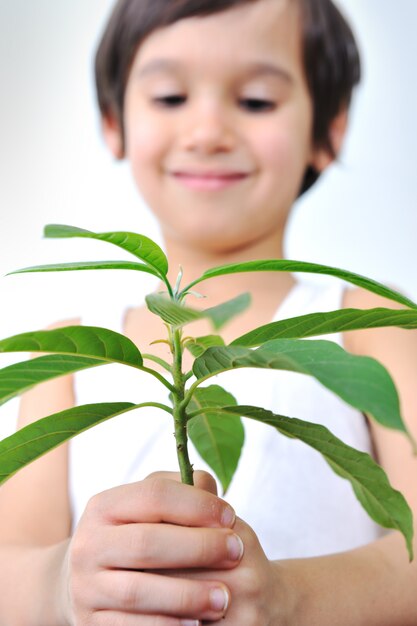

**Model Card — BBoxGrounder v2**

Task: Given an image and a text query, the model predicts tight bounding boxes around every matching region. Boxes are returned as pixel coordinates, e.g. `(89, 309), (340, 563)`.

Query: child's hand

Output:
(165, 472), (287, 626)
(61, 472), (243, 625)
(183, 516), (286, 626)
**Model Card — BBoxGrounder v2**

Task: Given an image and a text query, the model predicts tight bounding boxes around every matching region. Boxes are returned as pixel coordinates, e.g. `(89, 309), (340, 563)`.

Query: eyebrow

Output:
(136, 59), (293, 84)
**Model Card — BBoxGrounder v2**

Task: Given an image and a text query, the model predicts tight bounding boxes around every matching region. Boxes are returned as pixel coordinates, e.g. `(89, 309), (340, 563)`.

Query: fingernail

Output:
(181, 621), (200, 626)
(227, 533), (244, 561)
(221, 505), (236, 527)
(210, 587), (229, 613)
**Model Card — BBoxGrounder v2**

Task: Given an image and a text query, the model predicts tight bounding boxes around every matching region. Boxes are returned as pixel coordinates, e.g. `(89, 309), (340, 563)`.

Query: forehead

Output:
(131, 0), (303, 80)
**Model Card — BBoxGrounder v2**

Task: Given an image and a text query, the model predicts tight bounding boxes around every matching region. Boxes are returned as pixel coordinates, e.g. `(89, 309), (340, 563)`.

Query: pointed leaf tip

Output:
(187, 385), (244, 493)
(186, 260), (417, 310)
(43, 224), (169, 277)
(0, 402), (137, 485)
(222, 405), (414, 559)
(204, 293), (251, 330)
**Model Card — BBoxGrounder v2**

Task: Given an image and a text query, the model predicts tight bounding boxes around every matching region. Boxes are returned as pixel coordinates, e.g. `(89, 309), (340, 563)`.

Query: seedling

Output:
(0, 224), (416, 558)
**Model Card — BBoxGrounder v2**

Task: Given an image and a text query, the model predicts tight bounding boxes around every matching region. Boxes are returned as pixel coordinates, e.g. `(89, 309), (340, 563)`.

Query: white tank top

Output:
(70, 280), (385, 558)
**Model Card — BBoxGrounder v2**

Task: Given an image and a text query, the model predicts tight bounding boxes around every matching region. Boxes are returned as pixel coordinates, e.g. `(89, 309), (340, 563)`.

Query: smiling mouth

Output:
(171, 172), (250, 191)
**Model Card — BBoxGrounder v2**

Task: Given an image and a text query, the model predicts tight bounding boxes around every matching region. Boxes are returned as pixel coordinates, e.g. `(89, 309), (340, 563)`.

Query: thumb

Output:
(193, 470), (218, 495)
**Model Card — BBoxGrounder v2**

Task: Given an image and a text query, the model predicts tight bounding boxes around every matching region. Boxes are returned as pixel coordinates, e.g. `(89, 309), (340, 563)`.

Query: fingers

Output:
(192, 470), (218, 495)
(70, 473), (237, 624)
(146, 470), (218, 496)
(85, 476), (234, 529)
(83, 612), (201, 626)
(98, 616), (201, 626)
(92, 570), (230, 621)
(94, 523), (244, 570)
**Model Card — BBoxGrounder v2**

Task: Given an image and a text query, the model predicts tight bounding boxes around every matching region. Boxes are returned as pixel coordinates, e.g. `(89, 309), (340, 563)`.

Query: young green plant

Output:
(1, 224), (417, 559)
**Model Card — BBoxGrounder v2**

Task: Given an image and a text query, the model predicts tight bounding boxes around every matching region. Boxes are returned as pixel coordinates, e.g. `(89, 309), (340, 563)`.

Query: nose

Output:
(180, 99), (235, 155)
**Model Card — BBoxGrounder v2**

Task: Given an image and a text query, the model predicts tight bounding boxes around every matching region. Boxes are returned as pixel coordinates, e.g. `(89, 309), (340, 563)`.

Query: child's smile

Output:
(112, 0), (330, 256)
(169, 171), (251, 192)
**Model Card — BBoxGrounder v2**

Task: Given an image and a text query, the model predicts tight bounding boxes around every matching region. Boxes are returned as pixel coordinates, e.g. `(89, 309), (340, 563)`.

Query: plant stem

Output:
(171, 327), (194, 485)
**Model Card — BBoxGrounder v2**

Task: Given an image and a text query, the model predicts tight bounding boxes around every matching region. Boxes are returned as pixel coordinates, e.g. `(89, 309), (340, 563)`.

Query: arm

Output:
(0, 320), (242, 626)
(173, 287), (417, 626)
(0, 318), (77, 625)
(273, 289), (417, 624)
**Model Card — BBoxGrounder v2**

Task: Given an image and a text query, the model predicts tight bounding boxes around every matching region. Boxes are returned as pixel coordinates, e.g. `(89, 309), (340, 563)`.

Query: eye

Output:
(152, 95), (186, 107)
(240, 98), (276, 112)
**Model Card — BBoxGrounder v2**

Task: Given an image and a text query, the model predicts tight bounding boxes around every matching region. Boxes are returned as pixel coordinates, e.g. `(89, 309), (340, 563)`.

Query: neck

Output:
(160, 227), (295, 310)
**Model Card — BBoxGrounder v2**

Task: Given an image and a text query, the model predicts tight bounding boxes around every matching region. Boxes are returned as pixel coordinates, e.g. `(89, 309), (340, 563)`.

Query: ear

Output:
(310, 108), (349, 172)
(101, 113), (124, 160)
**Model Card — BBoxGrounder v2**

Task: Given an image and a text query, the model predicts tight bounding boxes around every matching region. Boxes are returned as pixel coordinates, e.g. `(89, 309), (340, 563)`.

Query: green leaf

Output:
(203, 293), (251, 330)
(43, 224), (168, 277)
(187, 386), (244, 494)
(220, 405), (414, 560)
(185, 335), (225, 358)
(146, 294), (204, 327)
(0, 354), (102, 407)
(232, 307), (417, 346)
(192, 339), (407, 434)
(0, 402), (137, 484)
(0, 326), (143, 368)
(146, 293), (251, 330)
(184, 260), (417, 310)
(8, 260), (160, 279)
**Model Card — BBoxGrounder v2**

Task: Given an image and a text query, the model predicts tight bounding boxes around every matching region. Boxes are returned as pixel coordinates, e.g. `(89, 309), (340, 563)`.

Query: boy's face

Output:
(106, 0), (333, 255)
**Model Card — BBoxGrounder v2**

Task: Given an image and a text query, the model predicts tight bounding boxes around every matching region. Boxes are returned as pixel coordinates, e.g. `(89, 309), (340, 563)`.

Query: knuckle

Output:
(134, 525), (154, 563)
(175, 580), (191, 613)
(193, 470), (218, 494)
(201, 495), (224, 527)
(176, 580), (201, 614)
(69, 524), (103, 569)
(117, 573), (142, 611)
(142, 475), (166, 509)
(196, 529), (212, 563)
(145, 471), (165, 484)
(85, 491), (108, 519)
(69, 533), (89, 569)
(203, 529), (229, 564)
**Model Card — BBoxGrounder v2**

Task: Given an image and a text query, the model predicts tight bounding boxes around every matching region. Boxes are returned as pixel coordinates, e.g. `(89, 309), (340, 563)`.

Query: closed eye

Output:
(239, 98), (276, 113)
(153, 95), (186, 108)
(151, 96), (276, 112)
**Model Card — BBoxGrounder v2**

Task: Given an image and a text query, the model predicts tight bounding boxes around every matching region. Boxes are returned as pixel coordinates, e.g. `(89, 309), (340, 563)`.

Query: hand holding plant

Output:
(0, 224), (416, 565)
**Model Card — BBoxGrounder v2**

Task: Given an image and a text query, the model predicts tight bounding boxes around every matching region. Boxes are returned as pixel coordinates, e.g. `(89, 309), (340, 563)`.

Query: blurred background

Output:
(0, 1), (416, 435)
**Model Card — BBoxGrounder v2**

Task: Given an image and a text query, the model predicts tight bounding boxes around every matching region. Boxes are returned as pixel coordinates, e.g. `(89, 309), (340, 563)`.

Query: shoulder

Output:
(342, 282), (407, 312)
(45, 317), (81, 330)
(341, 285), (415, 357)
(342, 288), (417, 510)
(341, 285), (417, 442)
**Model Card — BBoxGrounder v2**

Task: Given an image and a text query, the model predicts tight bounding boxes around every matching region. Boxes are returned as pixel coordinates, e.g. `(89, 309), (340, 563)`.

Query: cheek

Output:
(255, 127), (291, 168)
(126, 123), (161, 171)
(254, 115), (310, 171)
(124, 104), (170, 184)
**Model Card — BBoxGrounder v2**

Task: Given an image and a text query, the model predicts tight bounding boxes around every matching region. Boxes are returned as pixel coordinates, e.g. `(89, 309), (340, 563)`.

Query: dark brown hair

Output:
(94, 0), (361, 193)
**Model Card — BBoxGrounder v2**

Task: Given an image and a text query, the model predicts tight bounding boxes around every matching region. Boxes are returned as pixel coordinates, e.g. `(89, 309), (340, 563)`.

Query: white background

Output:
(0, 1), (416, 436)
